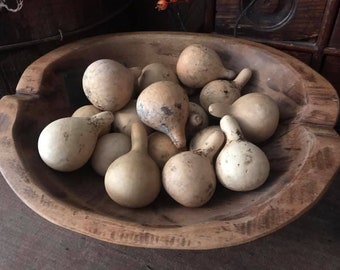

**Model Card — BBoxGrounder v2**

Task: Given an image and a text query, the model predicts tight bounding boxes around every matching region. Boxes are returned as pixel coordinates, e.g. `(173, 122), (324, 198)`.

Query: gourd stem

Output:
(89, 111), (114, 133)
(221, 68), (236, 80)
(199, 130), (225, 162)
(130, 122), (148, 152)
(220, 115), (244, 142)
(208, 102), (232, 118)
(189, 113), (203, 127)
(233, 68), (252, 89)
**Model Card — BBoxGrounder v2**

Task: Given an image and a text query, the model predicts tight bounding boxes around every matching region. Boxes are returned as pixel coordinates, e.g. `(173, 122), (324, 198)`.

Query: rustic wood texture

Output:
(1, 171), (339, 269)
(329, 8), (340, 48)
(0, 32), (339, 250)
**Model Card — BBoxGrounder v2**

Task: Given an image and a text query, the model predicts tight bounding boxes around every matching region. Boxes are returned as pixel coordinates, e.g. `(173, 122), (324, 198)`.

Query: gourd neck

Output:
(232, 68), (252, 90)
(89, 111), (114, 134)
(220, 115), (245, 142)
(189, 113), (203, 127)
(208, 102), (232, 118)
(220, 68), (236, 80)
(130, 122), (148, 153)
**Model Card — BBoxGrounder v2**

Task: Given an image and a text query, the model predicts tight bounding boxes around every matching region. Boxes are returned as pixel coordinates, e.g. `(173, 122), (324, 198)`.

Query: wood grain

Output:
(1, 170), (340, 269)
(0, 32), (339, 249)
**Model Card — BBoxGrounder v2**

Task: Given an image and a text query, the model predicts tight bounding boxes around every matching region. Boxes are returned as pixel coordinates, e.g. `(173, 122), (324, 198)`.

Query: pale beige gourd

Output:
(176, 44), (236, 88)
(189, 125), (225, 162)
(209, 92), (280, 143)
(162, 151), (216, 207)
(113, 99), (152, 136)
(199, 68), (252, 111)
(82, 59), (137, 112)
(185, 102), (209, 139)
(91, 133), (131, 176)
(148, 131), (182, 168)
(38, 111), (114, 172)
(137, 62), (179, 91)
(72, 104), (111, 136)
(104, 122), (161, 208)
(136, 80), (189, 149)
(216, 115), (270, 192)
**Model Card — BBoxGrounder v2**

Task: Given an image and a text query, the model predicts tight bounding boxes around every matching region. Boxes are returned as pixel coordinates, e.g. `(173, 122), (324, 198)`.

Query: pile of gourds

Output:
(37, 44), (280, 208)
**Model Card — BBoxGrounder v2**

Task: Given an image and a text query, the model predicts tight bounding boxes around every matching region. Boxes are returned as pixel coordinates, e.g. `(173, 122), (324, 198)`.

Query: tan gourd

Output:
(185, 102), (209, 140)
(148, 132), (182, 168)
(91, 133), (131, 176)
(38, 111), (114, 172)
(137, 62), (179, 91)
(104, 122), (161, 208)
(176, 44), (236, 88)
(136, 80), (189, 149)
(82, 59), (137, 112)
(209, 92), (280, 143)
(113, 99), (152, 136)
(72, 104), (111, 136)
(162, 151), (216, 207)
(199, 68), (252, 111)
(216, 115), (270, 191)
(189, 125), (225, 162)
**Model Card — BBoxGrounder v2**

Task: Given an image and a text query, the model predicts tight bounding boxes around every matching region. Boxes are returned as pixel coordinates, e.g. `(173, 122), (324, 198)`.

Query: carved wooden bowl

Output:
(0, 32), (339, 250)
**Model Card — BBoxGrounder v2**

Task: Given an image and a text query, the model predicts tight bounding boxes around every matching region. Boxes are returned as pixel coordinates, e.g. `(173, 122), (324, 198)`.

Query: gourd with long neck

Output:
(104, 122), (161, 208)
(189, 125), (225, 162)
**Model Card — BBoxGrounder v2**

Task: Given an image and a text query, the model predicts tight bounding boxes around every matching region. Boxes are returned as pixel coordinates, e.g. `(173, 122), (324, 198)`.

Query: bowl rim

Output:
(1, 31), (340, 250)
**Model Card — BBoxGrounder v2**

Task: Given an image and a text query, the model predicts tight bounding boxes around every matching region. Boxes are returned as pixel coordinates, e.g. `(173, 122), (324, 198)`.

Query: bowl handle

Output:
(14, 37), (99, 97)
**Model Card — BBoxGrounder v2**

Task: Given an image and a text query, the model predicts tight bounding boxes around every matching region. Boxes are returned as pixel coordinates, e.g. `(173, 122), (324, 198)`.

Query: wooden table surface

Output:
(0, 169), (339, 270)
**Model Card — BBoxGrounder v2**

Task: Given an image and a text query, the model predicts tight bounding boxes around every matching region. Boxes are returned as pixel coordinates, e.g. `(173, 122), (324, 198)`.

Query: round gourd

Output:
(91, 133), (131, 176)
(82, 59), (135, 112)
(148, 132), (182, 168)
(209, 92), (280, 143)
(162, 151), (216, 207)
(138, 62), (179, 91)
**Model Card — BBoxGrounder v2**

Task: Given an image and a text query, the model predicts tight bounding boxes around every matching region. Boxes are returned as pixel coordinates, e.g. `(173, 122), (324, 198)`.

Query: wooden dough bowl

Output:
(0, 32), (339, 250)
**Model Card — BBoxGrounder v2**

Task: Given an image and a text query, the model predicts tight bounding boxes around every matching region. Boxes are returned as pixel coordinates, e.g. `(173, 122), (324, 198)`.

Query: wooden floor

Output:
(0, 169), (339, 270)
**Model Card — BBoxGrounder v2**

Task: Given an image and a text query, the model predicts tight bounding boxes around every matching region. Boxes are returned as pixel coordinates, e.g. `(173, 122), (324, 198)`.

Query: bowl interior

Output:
(11, 33), (314, 227)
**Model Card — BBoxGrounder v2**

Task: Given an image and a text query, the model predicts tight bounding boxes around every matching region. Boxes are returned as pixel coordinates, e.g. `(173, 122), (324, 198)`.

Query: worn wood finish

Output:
(215, 0), (327, 42)
(1, 171), (340, 269)
(0, 32), (339, 250)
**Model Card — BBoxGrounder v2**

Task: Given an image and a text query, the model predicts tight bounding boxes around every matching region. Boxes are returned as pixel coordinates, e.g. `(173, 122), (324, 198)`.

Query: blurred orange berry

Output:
(155, 0), (191, 11)
(156, 0), (168, 11)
